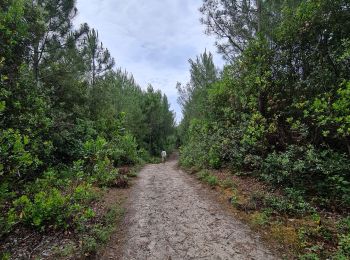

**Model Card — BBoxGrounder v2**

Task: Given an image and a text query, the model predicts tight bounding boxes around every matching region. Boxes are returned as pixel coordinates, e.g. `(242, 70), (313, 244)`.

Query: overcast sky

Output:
(75, 0), (224, 122)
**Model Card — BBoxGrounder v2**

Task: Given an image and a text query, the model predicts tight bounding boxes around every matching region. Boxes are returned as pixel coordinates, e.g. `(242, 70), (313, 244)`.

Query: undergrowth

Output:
(185, 166), (350, 259)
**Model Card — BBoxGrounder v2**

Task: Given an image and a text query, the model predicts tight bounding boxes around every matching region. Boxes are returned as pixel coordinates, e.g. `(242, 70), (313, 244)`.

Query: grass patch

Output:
(251, 211), (270, 226)
(54, 242), (76, 257)
(270, 224), (299, 247)
(220, 178), (236, 189)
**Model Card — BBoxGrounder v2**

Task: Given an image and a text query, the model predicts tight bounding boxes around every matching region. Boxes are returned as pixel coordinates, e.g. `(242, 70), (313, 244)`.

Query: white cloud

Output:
(75, 0), (224, 122)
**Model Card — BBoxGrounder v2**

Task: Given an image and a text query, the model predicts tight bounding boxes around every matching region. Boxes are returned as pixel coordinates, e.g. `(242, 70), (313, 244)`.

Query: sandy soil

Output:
(102, 159), (279, 260)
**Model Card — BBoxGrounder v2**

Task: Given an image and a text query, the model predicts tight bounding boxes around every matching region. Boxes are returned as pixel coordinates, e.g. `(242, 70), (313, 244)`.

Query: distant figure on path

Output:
(161, 150), (167, 163)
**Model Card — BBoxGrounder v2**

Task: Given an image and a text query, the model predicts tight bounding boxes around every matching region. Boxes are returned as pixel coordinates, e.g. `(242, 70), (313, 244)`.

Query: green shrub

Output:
(149, 157), (162, 164)
(205, 175), (219, 186)
(10, 189), (67, 229)
(73, 183), (97, 202)
(195, 170), (219, 186)
(208, 146), (221, 169)
(82, 236), (98, 254)
(0, 129), (42, 180)
(264, 188), (315, 216)
(109, 133), (139, 166)
(8, 183), (96, 230)
(261, 145), (350, 208)
(179, 119), (225, 169)
(138, 148), (151, 163)
(0, 252), (11, 260)
(196, 169), (210, 180)
(82, 137), (125, 187)
(339, 234), (350, 256)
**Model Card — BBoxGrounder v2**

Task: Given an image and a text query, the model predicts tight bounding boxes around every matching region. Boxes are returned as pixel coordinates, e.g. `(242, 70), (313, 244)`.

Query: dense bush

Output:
(7, 184), (96, 230)
(178, 0), (350, 211)
(263, 188), (315, 217)
(262, 146), (350, 208)
(0, 0), (175, 238)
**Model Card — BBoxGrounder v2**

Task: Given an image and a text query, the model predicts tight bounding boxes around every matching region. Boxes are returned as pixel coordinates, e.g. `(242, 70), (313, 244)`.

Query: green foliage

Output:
(334, 234), (350, 259)
(251, 211), (270, 226)
(177, 0), (350, 258)
(0, 252), (11, 260)
(10, 189), (67, 229)
(81, 135), (138, 186)
(206, 175), (219, 186)
(81, 205), (124, 255)
(196, 170), (218, 186)
(8, 181), (96, 231)
(179, 0), (350, 213)
(262, 146), (350, 207)
(305, 81), (350, 142)
(264, 189), (315, 217)
(0, 129), (41, 180)
(110, 133), (139, 166)
(0, 0), (175, 247)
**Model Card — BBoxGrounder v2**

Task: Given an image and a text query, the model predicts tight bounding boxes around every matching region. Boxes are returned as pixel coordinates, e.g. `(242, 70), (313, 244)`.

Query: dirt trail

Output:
(102, 159), (279, 260)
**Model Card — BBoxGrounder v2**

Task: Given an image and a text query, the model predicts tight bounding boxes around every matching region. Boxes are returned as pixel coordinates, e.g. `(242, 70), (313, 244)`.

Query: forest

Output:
(0, 0), (175, 255)
(1, 0), (350, 259)
(177, 0), (350, 258)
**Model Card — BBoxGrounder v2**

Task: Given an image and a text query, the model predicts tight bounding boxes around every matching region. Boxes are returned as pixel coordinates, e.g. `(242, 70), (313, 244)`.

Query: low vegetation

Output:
(189, 168), (350, 259)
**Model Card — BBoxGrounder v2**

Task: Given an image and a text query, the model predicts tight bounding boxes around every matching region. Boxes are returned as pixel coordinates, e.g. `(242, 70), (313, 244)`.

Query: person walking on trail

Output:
(161, 150), (167, 163)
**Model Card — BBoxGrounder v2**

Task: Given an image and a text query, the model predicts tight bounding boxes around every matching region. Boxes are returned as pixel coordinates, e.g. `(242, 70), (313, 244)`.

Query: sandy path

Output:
(102, 159), (278, 260)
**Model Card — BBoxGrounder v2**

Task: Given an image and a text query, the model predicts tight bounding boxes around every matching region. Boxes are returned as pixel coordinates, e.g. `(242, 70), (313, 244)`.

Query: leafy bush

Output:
(0, 129), (42, 180)
(179, 119), (223, 169)
(205, 175), (219, 186)
(109, 133), (139, 166)
(261, 145), (350, 208)
(264, 189), (315, 216)
(196, 169), (210, 181)
(81, 137), (123, 186)
(8, 181), (96, 230)
(9, 189), (68, 229)
(230, 190), (239, 207)
(137, 148), (151, 163)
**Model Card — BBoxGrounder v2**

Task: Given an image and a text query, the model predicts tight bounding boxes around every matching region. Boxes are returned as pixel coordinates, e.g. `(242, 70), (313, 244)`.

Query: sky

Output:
(75, 0), (225, 122)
